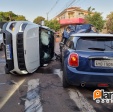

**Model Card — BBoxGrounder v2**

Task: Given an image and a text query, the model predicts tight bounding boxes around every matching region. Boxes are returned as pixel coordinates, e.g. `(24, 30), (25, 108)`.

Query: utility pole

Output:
(46, 0), (60, 20)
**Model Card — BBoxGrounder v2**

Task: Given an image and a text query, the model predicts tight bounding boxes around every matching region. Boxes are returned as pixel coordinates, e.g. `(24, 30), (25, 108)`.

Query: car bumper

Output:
(65, 65), (113, 87)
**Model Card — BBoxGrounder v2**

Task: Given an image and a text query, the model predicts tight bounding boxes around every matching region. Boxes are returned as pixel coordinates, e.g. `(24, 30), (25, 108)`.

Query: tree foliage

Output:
(45, 19), (60, 31)
(106, 12), (113, 33)
(0, 11), (26, 22)
(87, 6), (95, 17)
(85, 7), (105, 31)
(15, 15), (26, 21)
(33, 16), (45, 24)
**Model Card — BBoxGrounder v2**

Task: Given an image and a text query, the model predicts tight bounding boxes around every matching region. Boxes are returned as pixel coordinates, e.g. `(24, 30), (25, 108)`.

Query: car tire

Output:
(60, 45), (63, 62)
(4, 66), (10, 74)
(0, 43), (3, 51)
(61, 53), (64, 70)
(63, 64), (70, 88)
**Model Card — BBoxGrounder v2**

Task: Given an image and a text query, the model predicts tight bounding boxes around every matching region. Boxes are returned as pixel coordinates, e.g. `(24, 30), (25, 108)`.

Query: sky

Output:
(0, 0), (113, 22)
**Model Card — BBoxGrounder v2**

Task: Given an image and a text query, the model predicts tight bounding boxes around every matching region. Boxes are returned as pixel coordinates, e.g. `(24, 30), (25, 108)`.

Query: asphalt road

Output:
(0, 44), (113, 112)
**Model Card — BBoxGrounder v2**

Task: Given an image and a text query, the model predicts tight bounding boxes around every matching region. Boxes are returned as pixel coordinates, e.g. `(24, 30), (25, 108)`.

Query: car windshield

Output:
(76, 24), (91, 32)
(76, 37), (113, 51)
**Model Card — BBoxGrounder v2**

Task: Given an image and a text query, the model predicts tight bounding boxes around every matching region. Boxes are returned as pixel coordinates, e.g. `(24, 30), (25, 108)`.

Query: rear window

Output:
(76, 37), (113, 51)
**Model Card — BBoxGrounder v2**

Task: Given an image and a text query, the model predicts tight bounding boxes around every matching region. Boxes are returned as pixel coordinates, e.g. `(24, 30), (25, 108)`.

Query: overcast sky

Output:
(0, 0), (113, 22)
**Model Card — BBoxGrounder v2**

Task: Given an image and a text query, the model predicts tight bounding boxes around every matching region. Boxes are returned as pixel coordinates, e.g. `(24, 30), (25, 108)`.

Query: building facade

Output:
(54, 7), (90, 41)
(54, 7), (91, 29)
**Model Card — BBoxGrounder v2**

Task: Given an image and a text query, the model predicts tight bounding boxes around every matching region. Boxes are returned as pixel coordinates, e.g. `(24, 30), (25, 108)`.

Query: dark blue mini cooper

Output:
(61, 33), (113, 88)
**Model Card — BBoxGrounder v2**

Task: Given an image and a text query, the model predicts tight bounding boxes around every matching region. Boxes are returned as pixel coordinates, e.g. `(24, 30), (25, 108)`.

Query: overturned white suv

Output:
(2, 21), (55, 75)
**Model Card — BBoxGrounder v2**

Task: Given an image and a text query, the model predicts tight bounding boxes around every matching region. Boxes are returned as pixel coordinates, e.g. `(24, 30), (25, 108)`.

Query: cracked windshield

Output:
(0, 0), (113, 112)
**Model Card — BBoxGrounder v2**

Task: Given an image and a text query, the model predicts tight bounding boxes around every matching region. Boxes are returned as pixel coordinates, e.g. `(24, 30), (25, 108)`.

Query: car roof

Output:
(71, 33), (113, 37)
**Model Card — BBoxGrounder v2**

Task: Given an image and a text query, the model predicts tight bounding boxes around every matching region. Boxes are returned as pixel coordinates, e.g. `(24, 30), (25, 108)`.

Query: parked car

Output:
(0, 33), (3, 50)
(62, 33), (113, 88)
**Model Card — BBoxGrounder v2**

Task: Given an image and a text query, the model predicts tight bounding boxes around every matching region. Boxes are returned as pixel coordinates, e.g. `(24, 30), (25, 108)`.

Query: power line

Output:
(62, 0), (74, 10)
(47, 0), (60, 20)
(72, 0), (84, 7)
(48, 0), (60, 13)
(59, 0), (75, 13)
(54, 0), (77, 18)
(51, 0), (82, 19)
(66, 0), (77, 8)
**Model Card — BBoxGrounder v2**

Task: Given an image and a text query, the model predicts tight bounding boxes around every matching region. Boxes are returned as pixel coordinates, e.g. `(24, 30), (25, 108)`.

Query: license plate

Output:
(95, 60), (113, 67)
(6, 45), (12, 60)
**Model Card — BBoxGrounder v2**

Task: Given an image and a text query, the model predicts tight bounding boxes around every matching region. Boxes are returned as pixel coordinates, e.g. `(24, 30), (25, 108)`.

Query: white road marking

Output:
(0, 79), (25, 109)
(57, 70), (96, 112)
(25, 79), (43, 112)
(68, 89), (96, 112)
(53, 69), (62, 81)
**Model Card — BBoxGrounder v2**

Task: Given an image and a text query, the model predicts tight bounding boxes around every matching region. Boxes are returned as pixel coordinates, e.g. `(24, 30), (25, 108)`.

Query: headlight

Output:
(21, 70), (28, 74)
(19, 23), (27, 32)
(9, 22), (16, 31)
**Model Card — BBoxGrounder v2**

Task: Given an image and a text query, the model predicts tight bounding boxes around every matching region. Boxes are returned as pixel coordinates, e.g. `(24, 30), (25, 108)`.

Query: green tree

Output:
(87, 6), (95, 16)
(85, 7), (105, 31)
(0, 12), (7, 22)
(5, 11), (17, 21)
(33, 16), (45, 24)
(15, 15), (26, 21)
(45, 19), (60, 31)
(106, 12), (113, 33)
(0, 11), (26, 22)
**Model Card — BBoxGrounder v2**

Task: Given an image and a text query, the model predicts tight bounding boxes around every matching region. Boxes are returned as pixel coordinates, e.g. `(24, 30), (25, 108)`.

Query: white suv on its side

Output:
(0, 33), (3, 50)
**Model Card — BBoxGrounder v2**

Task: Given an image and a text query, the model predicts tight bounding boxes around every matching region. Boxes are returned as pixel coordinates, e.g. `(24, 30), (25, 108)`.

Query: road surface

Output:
(0, 44), (113, 112)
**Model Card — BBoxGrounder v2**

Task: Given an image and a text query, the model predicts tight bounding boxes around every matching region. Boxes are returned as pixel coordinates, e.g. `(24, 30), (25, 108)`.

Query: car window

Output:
(66, 36), (74, 48)
(76, 37), (113, 51)
(68, 41), (74, 49)
(40, 29), (50, 46)
(66, 40), (71, 47)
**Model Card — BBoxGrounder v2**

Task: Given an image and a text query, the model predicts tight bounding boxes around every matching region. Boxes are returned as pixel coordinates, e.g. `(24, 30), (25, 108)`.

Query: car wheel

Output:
(0, 43), (3, 51)
(63, 64), (70, 88)
(4, 66), (10, 74)
(60, 46), (63, 62)
(61, 54), (64, 70)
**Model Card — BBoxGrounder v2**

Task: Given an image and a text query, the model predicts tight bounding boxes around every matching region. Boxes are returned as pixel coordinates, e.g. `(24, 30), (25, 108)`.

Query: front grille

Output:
(17, 33), (26, 70)
(3, 33), (6, 45)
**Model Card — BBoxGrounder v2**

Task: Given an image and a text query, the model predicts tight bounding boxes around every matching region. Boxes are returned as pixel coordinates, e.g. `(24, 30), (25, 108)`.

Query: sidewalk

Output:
(55, 42), (60, 55)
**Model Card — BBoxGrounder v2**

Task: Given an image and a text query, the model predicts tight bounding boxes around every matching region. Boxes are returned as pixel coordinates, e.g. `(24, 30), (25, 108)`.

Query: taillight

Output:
(98, 83), (109, 87)
(68, 53), (79, 67)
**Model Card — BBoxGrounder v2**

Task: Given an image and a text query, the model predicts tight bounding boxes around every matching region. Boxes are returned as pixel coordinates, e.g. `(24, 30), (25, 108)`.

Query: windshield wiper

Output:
(104, 44), (113, 49)
(88, 47), (105, 51)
